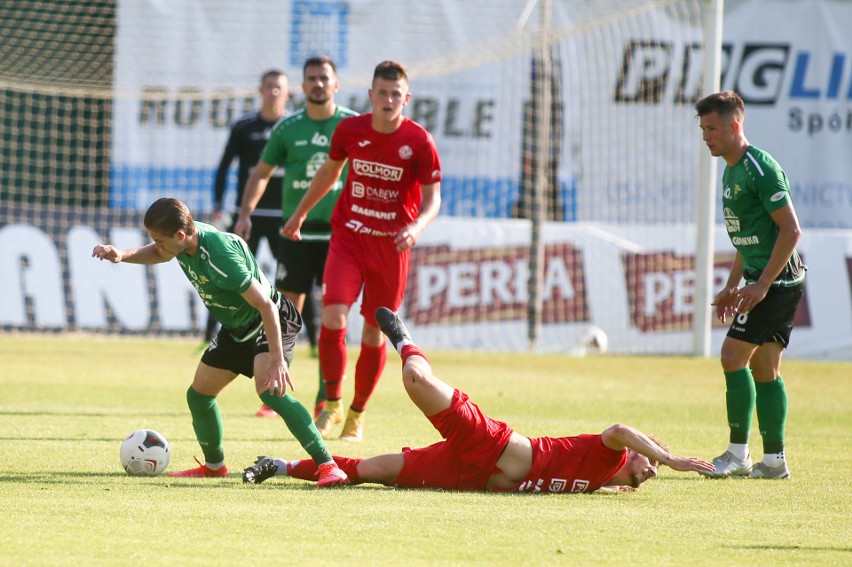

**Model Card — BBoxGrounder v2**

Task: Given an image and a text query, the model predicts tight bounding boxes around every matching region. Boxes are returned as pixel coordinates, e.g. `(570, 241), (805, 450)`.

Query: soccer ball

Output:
(119, 429), (170, 476)
(584, 326), (608, 355)
(573, 326), (609, 356)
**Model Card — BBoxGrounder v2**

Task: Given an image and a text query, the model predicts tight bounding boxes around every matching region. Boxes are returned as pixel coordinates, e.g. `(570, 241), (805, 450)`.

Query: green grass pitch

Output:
(1, 336), (850, 565)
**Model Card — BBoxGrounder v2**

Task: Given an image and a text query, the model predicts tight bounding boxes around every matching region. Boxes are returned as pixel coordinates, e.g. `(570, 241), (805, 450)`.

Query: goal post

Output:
(693, 0), (725, 357)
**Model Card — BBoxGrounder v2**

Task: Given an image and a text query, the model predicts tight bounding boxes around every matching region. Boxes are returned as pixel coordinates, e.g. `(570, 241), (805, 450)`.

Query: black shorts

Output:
(276, 237), (330, 294)
(230, 215), (281, 256)
(200, 293), (303, 378)
(726, 282), (805, 347)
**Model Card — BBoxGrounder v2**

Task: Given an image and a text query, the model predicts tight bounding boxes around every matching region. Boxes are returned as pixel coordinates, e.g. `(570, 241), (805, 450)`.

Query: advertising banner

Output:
(111, 0), (851, 228)
(3, 209), (850, 360)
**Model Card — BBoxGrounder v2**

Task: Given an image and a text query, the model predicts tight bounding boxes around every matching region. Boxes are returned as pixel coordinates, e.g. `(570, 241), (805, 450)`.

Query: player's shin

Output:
(186, 387), (225, 464)
(724, 368), (756, 444)
(259, 390), (334, 465)
(755, 376), (788, 458)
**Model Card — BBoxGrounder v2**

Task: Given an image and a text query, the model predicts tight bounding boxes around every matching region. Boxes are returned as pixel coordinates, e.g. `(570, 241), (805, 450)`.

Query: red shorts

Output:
(322, 228), (409, 327)
(394, 390), (514, 491)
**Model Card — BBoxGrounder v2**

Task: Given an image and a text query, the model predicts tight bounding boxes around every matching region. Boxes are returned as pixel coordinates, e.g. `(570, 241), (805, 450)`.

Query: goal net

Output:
(1, 0), (716, 354)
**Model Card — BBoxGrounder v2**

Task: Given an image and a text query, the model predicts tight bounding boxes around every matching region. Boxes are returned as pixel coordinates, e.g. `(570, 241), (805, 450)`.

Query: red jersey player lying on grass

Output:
(243, 308), (715, 493)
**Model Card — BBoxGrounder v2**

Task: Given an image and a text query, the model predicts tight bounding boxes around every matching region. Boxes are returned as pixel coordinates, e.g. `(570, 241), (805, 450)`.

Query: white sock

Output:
(727, 443), (749, 461)
(206, 461), (225, 471)
(274, 458), (291, 476)
(395, 338), (412, 352)
(762, 451), (786, 467)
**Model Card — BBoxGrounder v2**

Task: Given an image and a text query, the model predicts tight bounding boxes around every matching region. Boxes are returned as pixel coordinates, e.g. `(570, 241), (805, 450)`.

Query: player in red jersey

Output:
(243, 308), (715, 492)
(282, 61), (442, 442)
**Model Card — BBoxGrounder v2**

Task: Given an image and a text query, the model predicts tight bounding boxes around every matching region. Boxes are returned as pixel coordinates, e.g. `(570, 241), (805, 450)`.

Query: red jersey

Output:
(329, 114), (441, 238)
(514, 435), (627, 494)
(393, 390), (626, 494)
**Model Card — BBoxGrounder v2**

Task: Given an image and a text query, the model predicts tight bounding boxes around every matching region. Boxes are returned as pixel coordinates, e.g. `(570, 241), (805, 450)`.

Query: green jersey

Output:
(261, 105), (358, 240)
(177, 222), (274, 341)
(721, 146), (805, 287)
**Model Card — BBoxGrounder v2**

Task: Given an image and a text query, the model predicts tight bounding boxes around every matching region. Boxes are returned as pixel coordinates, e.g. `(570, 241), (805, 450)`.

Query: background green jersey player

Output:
(236, 56), (357, 417)
(696, 91), (806, 481)
(92, 197), (347, 487)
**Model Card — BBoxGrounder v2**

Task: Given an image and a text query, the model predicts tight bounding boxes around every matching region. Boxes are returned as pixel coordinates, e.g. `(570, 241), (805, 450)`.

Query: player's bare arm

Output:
(235, 161), (277, 240)
(281, 157), (346, 240)
(91, 243), (173, 264)
(395, 181), (441, 251)
(734, 204), (802, 313)
(601, 423), (714, 473)
(241, 281), (293, 396)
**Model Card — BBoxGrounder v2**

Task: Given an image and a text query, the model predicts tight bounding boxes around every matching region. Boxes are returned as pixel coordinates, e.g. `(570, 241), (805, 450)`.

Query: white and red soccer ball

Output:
(119, 429), (170, 476)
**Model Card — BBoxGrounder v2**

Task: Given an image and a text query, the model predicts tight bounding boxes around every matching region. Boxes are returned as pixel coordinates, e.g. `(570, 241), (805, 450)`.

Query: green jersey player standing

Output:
(92, 197), (348, 486)
(237, 55), (357, 418)
(695, 91), (806, 480)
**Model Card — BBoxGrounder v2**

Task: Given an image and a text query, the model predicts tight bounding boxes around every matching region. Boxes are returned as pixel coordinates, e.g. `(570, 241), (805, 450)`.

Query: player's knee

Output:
(719, 342), (753, 372)
(402, 357), (430, 384)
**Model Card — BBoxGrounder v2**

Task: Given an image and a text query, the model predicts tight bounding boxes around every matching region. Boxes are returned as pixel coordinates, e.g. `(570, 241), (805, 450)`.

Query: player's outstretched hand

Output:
(665, 456), (715, 474)
(92, 244), (122, 263)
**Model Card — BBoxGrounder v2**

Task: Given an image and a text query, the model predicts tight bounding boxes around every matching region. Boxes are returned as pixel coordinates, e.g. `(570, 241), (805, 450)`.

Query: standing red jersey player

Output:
(282, 60), (442, 442)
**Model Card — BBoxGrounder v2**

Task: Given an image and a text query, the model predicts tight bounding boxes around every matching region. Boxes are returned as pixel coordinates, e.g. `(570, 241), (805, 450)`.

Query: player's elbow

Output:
(601, 423), (629, 444)
(789, 224), (803, 244)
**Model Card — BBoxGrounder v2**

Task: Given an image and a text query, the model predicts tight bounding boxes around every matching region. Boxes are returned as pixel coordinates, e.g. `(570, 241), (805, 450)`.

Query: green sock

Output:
(315, 366), (327, 406)
(755, 376), (787, 454)
(259, 391), (332, 465)
(186, 387), (225, 464)
(724, 368), (756, 444)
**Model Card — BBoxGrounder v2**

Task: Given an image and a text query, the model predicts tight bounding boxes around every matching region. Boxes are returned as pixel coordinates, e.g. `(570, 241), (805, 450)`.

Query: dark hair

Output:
(695, 91), (744, 120)
(372, 60), (408, 84)
(303, 55), (337, 76)
(260, 69), (287, 84)
(144, 198), (195, 236)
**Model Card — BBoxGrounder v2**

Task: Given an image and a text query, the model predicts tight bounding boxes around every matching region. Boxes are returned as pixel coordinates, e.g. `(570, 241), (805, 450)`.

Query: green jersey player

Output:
(695, 91), (806, 481)
(236, 56), (357, 418)
(92, 197), (347, 486)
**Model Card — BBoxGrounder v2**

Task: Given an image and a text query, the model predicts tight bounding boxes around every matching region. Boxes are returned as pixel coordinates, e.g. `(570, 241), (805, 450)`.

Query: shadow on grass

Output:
(1, 472), (630, 497)
(0, 436), (289, 443)
(0, 472), (397, 493)
(730, 544), (851, 553)
(1, 471), (136, 483)
(0, 410), (185, 417)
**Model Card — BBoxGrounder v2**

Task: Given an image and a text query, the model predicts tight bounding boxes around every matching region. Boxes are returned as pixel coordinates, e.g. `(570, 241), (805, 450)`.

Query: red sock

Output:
(400, 344), (427, 366)
(319, 326), (347, 400)
(288, 456), (362, 484)
(351, 343), (387, 411)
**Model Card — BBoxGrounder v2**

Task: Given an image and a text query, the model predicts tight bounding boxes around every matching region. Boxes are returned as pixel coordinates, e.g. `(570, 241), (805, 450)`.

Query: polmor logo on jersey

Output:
(352, 159), (403, 182)
(622, 251), (811, 332)
(402, 244), (590, 326)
